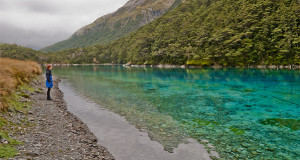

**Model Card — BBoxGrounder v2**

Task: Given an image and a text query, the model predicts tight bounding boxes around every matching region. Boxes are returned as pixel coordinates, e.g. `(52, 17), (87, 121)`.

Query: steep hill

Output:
(88, 0), (299, 66)
(31, 0), (300, 68)
(41, 0), (180, 52)
(43, 0), (299, 67)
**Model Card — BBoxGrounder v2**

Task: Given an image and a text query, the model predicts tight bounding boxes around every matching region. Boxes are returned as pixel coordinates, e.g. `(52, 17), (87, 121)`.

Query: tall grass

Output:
(0, 58), (42, 111)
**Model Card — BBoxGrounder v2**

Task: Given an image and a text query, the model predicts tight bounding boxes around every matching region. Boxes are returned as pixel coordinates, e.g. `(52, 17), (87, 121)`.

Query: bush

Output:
(186, 59), (212, 66)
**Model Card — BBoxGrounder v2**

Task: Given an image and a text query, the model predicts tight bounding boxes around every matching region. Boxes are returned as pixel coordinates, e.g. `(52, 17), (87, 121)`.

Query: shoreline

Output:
(59, 79), (216, 160)
(9, 76), (114, 159)
(45, 63), (300, 70)
(6, 75), (216, 159)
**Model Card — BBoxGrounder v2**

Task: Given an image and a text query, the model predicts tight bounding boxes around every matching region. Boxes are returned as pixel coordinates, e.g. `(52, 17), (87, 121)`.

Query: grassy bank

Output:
(0, 58), (41, 158)
(0, 58), (42, 111)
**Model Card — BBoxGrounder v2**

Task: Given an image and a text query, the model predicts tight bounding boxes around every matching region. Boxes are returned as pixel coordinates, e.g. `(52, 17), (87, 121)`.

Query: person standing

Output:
(46, 64), (53, 100)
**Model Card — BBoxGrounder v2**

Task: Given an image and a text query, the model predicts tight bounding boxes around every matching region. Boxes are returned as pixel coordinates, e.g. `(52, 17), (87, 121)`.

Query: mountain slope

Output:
(40, 0), (299, 68)
(89, 0), (298, 66)
(41, 0), (180, 52)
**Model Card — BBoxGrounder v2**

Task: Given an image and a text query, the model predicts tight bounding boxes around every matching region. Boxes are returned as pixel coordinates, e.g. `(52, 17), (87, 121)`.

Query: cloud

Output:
(0, 0), (128, 49)
(0, 22), (70, 49)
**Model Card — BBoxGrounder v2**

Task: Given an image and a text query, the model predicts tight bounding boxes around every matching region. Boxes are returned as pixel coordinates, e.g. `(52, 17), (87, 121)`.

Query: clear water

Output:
(53, 65), (300, 159)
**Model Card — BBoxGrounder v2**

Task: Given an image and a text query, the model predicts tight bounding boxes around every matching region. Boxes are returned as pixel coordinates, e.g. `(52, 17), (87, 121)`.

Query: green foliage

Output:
(0, 43), (41, 61)
(97, 0), (299, 66)
(7, 93), (31, 113)
(0, 43), (47, 63)
(187, 59), (212, 66)
(0, 132), (22, 145)
(8, 84), (35, 112)
(0, 83), (33, 159)
(2, 0), (299, 67)
(41, 0), (178, 52)
(0, 132), (21, 158)
(39, 0), (299, 66)
(0, 144), (18, 159)
(0, 117), (7, 128)
(18, 84), (36, 93)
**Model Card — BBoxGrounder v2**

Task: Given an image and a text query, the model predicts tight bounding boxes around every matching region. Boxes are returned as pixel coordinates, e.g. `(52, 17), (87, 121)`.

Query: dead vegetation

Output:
(0, 58), (41, 111)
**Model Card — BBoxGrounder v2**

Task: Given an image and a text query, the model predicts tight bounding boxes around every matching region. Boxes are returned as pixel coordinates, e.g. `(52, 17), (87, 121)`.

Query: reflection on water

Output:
(54, 65), (300, 159)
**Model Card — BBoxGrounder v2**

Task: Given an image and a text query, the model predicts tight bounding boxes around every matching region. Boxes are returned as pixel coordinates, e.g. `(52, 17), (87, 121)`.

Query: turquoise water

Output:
(54, 65), (300, 159)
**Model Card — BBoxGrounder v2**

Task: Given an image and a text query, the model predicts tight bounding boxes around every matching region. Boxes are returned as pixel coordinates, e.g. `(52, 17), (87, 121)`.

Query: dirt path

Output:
(12, 76), (114, 160)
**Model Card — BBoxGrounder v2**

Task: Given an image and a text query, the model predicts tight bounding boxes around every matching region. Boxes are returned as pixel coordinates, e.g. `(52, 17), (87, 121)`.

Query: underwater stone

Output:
(230, 127), (245, 135)
(207, 143), (215, 149)
(206, 113), (215, 116)
(256, 150), (263, 153)
(210, 151), (220, 158)
(237, 148), (244, 153)
(252, 151), (258, 155)
(220, 142), (226, 145)
(259, 144), (265, 147)
(239, 151), (247, 158)
(259, 118), (300, 131)
(201, 139), (209, 143)
(242, 143), (251, 148)
(266, 148), (275, 152)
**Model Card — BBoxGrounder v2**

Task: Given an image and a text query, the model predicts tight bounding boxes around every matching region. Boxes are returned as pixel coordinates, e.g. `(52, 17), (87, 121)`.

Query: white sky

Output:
(0, 0), (128, 49)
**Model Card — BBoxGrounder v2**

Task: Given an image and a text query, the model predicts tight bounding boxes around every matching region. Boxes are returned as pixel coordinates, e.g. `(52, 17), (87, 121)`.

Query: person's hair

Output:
(47, 64), (52, 69)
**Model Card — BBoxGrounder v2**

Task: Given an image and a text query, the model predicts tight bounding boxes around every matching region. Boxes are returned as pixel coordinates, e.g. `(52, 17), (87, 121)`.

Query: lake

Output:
(54, 65), (300, 159)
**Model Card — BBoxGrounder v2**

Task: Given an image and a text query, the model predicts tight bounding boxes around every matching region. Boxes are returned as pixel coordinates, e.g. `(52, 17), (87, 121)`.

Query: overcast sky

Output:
(0, 0), (128, 49)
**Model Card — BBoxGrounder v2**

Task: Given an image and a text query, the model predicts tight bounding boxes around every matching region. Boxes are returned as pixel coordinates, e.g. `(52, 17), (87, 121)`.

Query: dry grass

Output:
(0, 58), (42, 111)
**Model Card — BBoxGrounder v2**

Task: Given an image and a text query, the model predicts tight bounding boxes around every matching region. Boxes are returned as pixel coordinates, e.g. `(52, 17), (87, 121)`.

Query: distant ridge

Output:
(41, 0), (180, 52)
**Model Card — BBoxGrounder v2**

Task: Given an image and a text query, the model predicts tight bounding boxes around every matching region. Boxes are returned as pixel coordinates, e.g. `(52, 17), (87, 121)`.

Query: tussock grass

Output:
(0, 58), (41, 112)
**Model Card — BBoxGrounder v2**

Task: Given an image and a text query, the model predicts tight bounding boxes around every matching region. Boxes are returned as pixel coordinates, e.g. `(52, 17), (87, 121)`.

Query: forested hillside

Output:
(42, 0), (300, 67)
(41, 0), (181, 52)
(3, 0), (300, 67)
(0, 44), (42, 62)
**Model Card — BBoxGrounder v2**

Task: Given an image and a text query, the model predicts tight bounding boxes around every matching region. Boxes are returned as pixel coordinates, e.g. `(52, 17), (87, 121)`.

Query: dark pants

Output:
(47, 88), (51, 99)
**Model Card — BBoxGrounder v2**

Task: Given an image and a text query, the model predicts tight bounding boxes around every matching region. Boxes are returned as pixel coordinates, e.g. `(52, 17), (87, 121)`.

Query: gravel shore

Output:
(11, 76), (115, 160)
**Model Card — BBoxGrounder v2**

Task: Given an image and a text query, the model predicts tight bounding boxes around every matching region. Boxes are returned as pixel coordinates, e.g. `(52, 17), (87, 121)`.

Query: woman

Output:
(46, 64), (53, 100)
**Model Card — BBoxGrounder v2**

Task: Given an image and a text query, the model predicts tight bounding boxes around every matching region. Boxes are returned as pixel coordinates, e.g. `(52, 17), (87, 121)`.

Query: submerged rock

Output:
(210, 151), (220, 158)
(201, 139), (209, 143)
(259, 118), (300, 130)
